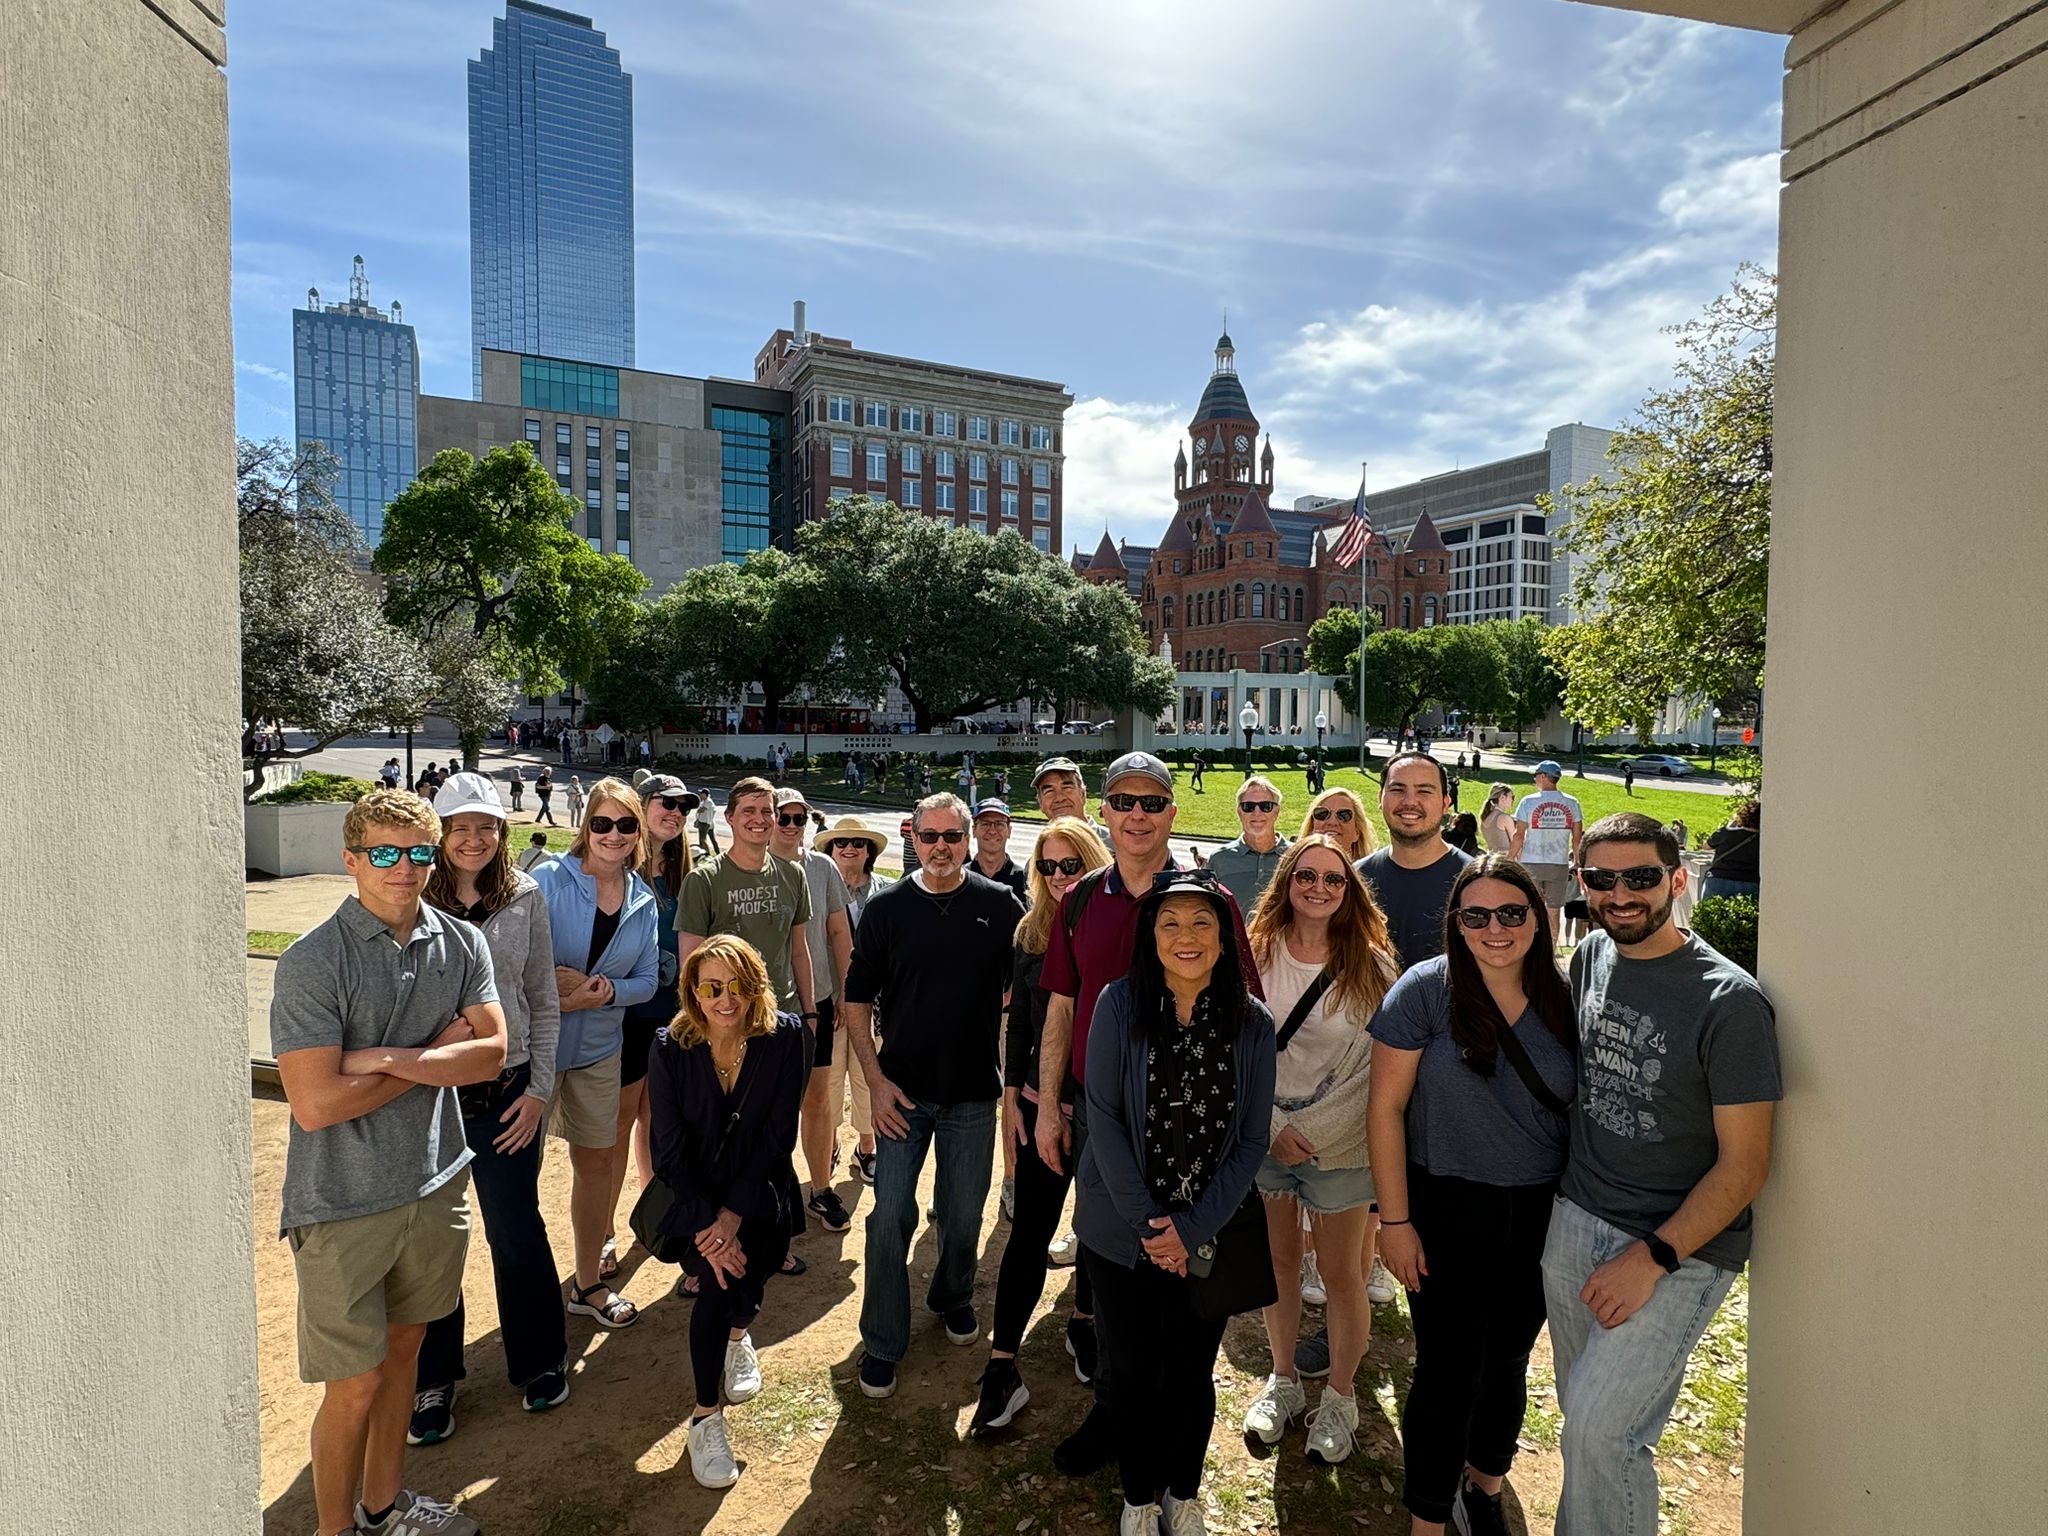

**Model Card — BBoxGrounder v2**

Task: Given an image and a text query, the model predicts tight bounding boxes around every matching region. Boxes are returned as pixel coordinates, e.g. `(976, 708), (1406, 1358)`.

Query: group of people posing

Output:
(270, 747), (1778, 1536)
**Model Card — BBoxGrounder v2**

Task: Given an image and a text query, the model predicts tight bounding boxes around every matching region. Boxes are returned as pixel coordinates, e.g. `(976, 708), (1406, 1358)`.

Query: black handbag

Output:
(629, 1051), (756, 1265)
(1164, 1037), (1278, 1323)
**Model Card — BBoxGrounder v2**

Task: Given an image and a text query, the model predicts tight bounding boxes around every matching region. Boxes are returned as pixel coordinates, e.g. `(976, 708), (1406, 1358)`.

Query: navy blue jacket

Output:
(646, 1012), (808, 1244)
(1074, 979), (1276, 1269)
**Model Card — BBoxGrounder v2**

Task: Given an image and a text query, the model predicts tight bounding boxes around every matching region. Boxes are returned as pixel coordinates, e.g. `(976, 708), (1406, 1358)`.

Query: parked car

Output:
(1622, 753), (1696, 778)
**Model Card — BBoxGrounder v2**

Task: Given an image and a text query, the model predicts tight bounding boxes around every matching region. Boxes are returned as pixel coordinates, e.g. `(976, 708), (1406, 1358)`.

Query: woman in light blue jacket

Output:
(532, 776), (659, 1329)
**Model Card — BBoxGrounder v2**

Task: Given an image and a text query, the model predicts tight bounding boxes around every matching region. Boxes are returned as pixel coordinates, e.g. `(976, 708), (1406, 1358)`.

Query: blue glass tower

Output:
(292, 256), (418, 546)
(469, 1), (635, 398)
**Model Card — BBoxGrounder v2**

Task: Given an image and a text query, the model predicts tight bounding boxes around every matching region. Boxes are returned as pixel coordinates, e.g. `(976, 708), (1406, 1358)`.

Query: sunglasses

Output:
(776, 811), (811, 828)
(1035, 855), (1086, 877)
(827, 838), (871, 854)
(1578, 864), (1670, 893)
(1291, 868), (1348, 891)
(692, 978), (753, 1002)
(917, 828), (965, 845)
(654, 795), (691, 812)
(587, 815), (639, 835)
(1238, 799), (1278, 814)
(1104, 793), (1171, 814)
(1311, 806), (1356, 823)
(350, 844), (438, 869)
(1456, 903), (1531, 930)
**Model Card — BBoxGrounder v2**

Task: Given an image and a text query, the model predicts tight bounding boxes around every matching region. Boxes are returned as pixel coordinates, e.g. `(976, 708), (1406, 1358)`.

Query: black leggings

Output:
(1085, 1246), (1228, 1507)
(683, 1217), (784, 1410)
(1399, 1167), (1556, 1524)
(990, 1095), (1092, 1353)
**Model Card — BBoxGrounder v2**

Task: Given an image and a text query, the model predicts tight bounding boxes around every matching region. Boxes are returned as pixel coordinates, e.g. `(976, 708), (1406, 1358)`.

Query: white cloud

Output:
(236, 359), (289, 383)
(1061, 397), (1187, 555)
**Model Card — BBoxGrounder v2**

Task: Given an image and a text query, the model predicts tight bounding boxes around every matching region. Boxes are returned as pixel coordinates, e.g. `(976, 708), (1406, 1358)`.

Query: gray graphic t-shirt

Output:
(1563, 930), (1782, 1269)
(678, 851), (814, 1007)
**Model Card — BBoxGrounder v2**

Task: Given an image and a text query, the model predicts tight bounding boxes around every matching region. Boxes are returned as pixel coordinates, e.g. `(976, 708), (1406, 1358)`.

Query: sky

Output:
(228, 0), (1784, 555)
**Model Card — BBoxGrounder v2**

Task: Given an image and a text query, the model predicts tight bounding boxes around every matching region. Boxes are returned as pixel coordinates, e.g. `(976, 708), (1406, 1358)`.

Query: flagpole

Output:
(1355, 461), (1368, 775)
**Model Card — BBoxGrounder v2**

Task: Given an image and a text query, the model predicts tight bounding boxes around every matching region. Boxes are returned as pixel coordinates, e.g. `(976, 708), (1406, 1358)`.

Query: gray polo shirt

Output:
(270, 896), (499, 1235)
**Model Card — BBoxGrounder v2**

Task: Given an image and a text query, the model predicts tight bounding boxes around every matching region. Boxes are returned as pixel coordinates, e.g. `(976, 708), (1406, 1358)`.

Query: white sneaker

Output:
(1163, 1491), (1209, 1534)
(1299, 1250), (1327, 1306)
(723, 1332), (763, 1403)
(1048, 1230), (1080, 1267)
(1305, 1389), (1359, 1464)
(687, 1411), (741, 1489)
(1367, 1254), (1398, 1306)
(1242, 1372), (1307, 1446)
(1120, 1501), (1163, 1535)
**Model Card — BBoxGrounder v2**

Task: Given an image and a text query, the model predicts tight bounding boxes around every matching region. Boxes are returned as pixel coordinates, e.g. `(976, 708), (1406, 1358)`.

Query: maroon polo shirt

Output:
(1041, 858), (1263, 1084)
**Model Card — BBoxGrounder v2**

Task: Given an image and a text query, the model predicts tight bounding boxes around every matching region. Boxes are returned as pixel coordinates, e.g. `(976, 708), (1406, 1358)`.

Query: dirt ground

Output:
(253, 1093), (1745, 1536)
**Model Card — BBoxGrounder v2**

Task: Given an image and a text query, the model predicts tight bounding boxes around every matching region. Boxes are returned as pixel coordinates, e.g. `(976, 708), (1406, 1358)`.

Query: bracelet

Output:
(1379, 1217), (1412, 1227)
(801, 1011), (819, 1020)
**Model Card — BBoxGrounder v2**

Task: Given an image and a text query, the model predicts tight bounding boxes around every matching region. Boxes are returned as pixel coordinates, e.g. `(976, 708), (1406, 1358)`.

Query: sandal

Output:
(674, 1272), (701, 1298)
(567, 1281), (638, 1329)
(598, 1235), (620, 1282)
(778, 1252), (807, 1279)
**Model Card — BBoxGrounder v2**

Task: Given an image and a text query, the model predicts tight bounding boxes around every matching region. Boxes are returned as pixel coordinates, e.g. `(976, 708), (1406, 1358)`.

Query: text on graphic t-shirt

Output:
(1514, 789), (1583, 866)
(677, 852), (813, 1007)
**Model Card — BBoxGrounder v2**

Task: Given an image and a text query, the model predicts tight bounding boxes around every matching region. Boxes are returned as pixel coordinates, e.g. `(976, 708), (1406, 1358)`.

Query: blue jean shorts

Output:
(1255, 1153), (1376, 1214)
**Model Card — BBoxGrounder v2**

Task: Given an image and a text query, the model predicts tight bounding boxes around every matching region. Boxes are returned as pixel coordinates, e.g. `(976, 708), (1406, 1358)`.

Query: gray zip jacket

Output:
(467, 871), (562, 1102)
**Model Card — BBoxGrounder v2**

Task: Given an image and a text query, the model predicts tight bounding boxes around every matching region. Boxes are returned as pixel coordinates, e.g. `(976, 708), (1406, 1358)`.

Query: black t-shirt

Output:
(586, 902), (622, 974)
(976, 856), (1029, 902)
(1705, 825), (1760, 884)
(1357, 845), (1473, 972)
(844, 871), (1025, 1105)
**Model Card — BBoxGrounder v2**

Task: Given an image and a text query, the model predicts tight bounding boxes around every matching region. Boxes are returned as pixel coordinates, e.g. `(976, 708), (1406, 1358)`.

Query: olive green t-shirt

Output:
(677, 851), (813, 1007)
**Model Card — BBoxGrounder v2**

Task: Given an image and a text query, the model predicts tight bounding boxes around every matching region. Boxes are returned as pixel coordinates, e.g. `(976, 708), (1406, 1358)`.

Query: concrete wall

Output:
(245, 802), (353, 877)
(0, 1), (258, 1528)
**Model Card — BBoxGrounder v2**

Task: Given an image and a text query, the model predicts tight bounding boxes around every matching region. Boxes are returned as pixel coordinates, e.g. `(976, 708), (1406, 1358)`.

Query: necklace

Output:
(712, 1039), (746, 1087)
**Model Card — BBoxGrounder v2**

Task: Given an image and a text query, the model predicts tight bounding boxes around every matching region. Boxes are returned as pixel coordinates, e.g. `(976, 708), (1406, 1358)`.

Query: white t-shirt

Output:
(1515, 788), (1583, 866)
(1262, 938), (1362, 1106)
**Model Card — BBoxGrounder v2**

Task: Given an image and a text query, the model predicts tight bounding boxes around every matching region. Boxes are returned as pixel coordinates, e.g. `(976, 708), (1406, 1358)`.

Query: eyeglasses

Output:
(827, 838), (870, 854)
(1577, 864), (1670, 893)
(1238, 799), (1278, 814)
(655, 795), (691, 812)
(1105, 793), (1171, 814)
(692, 978), (752, 1002)
(1036, 856), (1085, 877)
(1456, 903), (1531, 930)
(586, 815), (639, 835)
(1291, 868), (1349, 891)
(917, 828), (965, 845)
(350, 844), (438, 868)
(776, 812), (811, 828)
(1311, 806), (1355, 824)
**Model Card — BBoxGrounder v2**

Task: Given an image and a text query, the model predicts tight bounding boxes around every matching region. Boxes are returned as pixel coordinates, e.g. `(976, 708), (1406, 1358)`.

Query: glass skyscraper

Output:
(468, 2), (635, 399)
(293, 257), (418, 546)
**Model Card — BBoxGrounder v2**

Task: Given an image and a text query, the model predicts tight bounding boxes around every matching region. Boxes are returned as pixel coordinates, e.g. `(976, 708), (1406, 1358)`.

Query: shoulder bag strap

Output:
(1495, 1019), (1574, 1119)
(1273, 970), (1333, 1054)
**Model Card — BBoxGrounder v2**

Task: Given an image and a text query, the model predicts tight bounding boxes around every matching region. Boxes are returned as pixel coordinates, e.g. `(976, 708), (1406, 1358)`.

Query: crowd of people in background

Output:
(269, 742), (1776, 1536)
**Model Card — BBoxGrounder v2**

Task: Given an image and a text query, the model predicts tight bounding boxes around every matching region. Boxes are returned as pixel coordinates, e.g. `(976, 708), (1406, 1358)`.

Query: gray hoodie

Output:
(465, 871), (563, 1102)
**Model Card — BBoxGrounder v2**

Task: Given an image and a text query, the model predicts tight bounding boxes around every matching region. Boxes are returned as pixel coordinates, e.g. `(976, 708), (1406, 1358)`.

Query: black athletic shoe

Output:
(405, 1382), (455, 1446)
(939, 1304), (979, 1345)
(521, 1369), (569, 1413)
(858, 1352), (897, 1399)
(808, 1188), (853, 1233)
(1065, 1316), (1098, 1385)
(1052, 1402), (1118, 1477)
(968, 1359), (1031, 1438)
(1451, 1476), (1511, 1536)
(853, 1149), (877, 1185)
(1293, 1325), (1331, 1380)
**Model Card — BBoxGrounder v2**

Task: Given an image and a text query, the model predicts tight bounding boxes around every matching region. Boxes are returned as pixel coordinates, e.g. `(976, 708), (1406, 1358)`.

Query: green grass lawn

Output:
(246, 929), (299, 955)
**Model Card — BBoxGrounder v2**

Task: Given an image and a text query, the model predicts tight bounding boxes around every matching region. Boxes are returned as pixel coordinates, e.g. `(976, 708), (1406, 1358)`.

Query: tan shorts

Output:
(288, 1175), (472, 1383)
(1526, 862), (1573, 907)
(549, 1048), (623, 1148)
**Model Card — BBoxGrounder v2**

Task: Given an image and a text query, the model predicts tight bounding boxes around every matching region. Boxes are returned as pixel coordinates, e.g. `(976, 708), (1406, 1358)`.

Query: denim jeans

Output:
(859, 1095), (996, 1364)
(416, 1063), (567, 1391)
(1541, 1196), (1736, 1536)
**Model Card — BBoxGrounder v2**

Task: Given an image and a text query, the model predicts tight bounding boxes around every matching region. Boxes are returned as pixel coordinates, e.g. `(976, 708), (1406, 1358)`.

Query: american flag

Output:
(1329, 464), (1371, 568)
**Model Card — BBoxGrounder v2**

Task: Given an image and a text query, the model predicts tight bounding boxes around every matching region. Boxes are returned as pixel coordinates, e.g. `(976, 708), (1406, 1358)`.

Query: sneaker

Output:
(1450, 1476), (1511, 1536)
(521, 1369), (569, 1413)
(1293, 1327), (1331, 1380)
(858, 1351), (897, 1399)
(687, 1411), (741, 1490)
(1119, 1502), (1163, 1536)
(808, 1188), (853, 1233)
(1305, 1389), (1359, 1465)
(723, 1332), (763, 1403)
(1367, 1253), (1399, 1306)
(853, 1149), (877, 1185)
(355, 1489), (479, 1534)
(1299, 1250), (1327, 1306)
(1047, 1230), (1080, 1267)
(1053, 1402), (1118, 1476)
(1163, 1491), (1209, 1535)
(968, 1358), (1030, 1437)
(1242, 1373), (1307, 1446)
(405, 1382), (455, 1446)
(939, 1304), (979, 1345)
(1001, 1177), (1017, 1221)
(1064, 1315), (1098, 1384)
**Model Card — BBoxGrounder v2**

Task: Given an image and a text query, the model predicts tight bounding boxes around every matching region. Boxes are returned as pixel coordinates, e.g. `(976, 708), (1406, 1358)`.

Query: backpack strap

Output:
(1273, 970), (1333, 1054)
(1062, 867), (1107, 941)
(1495, 1021), (1574, 1120)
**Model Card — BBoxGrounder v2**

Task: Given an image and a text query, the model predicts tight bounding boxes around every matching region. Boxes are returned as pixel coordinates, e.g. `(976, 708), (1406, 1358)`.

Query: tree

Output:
(374, 442), (647, 696)
(430, 638), (517, 771)
(1484, 616), (1565, 749)
(995, 571), (1176, 729)
(1355, 625), (1501, 743)
(238, 439), (432, 799)
(652, 548), (850, 725)
(582, 601), (696, 738)
(1305, 606), (1381, 713)
(1548, 265), (1774, 724)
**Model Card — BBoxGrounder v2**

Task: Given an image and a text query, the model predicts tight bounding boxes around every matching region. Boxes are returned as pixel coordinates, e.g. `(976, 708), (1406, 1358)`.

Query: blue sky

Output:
(229, 0), (1784, 555)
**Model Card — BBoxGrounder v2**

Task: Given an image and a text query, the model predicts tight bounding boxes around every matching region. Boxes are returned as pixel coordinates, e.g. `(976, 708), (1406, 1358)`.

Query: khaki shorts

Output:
(288, 1175), (472, 1383)
(549, 1048), (623, 1148)
(1525, 862), (1573, 907)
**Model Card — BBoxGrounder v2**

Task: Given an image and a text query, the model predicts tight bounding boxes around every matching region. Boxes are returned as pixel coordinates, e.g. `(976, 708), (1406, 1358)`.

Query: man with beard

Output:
(1355, 753), (1472, 973)
(1544, 812), (1780, 1536)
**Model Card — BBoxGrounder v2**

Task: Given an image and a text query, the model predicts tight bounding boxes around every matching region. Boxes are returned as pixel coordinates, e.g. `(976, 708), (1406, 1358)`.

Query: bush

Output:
(1691, 894), (1759, 975)
(261, 771), (379, 805)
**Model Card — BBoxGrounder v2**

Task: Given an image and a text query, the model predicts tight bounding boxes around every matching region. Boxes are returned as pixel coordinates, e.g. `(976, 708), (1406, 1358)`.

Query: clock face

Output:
(1234, 435), (1250, 452)
(1195, 437), (1208, 454)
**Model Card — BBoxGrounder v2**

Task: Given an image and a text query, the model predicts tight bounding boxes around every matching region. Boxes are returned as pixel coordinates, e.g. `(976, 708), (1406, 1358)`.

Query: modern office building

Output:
(468, 1), (634, 398)
(752, 303), (1073, 554)
(291, 256), (419, 545)
(417, 349), (793, 593)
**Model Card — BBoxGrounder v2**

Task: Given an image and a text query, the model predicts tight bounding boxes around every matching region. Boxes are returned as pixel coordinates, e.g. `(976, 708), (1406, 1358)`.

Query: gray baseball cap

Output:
(1103, 751), (1173, 794)
(1032, 755), (1085, 788)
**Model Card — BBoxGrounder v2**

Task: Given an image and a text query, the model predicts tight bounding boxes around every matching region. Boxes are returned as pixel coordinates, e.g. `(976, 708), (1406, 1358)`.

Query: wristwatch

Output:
(1644, 1234), (1682, 1274)
(801, 1011), (819, 1021)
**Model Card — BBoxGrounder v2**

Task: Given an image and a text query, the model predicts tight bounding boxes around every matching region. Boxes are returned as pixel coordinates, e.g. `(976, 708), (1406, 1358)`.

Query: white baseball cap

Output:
(432, 772), (507, 821)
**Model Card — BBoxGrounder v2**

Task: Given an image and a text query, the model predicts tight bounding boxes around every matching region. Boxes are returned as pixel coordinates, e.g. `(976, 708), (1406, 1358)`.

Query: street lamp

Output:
(1239, 701), (1259, 777)
(1709, 706), (1722, 776)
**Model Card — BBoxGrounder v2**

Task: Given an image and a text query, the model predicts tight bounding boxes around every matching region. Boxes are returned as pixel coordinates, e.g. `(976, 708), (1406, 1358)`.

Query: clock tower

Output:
(1173, 328), (1272, 534)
